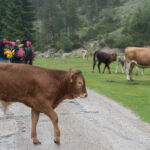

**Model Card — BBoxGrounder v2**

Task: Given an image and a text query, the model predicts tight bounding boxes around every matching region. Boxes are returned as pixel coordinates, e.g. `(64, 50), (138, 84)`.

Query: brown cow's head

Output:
(111, 53), (117, 61)
(68, 69), (87, 99)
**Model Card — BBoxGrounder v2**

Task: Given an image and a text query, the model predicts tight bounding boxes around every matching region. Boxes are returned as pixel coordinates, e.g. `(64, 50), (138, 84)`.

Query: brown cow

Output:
(92, 51), (117, 73)
(0, 63), (87, 145)
(125, 47), (148, 81)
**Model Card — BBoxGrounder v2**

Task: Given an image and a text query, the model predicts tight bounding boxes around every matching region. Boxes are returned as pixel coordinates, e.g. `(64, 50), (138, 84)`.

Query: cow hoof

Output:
(33, 139), (41, 145)
(54, 139), (60, 145)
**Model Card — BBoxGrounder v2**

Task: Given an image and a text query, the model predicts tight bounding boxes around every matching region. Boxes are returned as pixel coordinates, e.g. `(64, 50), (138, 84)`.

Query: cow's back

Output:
(0, 63), (66, 103)
(97, 52), (110, 62)
(125, 47), (150, 66)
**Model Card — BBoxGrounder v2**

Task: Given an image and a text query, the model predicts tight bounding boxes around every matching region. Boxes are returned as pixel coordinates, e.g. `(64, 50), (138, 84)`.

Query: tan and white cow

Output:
(81, 50), (88, 59)
(125, 47), (148, 81)
(115, 56), (125, 73)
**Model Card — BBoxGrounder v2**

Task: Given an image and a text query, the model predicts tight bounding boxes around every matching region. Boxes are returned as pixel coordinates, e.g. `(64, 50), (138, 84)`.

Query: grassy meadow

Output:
(34, 56), (150, 123)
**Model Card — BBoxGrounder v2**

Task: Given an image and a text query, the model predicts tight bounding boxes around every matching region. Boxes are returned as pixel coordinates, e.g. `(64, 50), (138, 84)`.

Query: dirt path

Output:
(0, 90), (150, 150)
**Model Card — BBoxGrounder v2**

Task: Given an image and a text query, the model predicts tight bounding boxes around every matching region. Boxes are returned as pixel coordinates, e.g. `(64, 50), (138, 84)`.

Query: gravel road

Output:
(0, 90), (150, 150)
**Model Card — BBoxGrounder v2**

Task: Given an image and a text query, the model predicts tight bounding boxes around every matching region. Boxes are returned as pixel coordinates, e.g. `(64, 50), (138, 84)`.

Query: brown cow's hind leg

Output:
(107, 65), (111, 74)
(1, 101), (13, 115)
(31, 109), (41, 144)
(126, 62), (132, 81)
(92, 61), (96, 72)
(129, 63), (134, 81)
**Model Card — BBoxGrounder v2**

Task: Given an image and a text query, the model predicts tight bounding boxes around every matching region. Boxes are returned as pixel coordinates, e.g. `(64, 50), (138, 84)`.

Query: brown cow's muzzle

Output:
(79, 92), (88, 98)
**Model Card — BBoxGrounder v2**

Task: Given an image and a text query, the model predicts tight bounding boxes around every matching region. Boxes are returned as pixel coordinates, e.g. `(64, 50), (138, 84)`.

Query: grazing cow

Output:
(92, 51), (117, 73)
(115, 55), (144, 75)
(0, 63), (87, 145)
(81, 50), (88, 59)
(125, 47), (148, 81)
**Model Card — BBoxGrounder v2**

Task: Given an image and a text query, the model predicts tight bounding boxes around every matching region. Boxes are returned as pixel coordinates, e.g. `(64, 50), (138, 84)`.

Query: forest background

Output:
(0, 0), (150, 52)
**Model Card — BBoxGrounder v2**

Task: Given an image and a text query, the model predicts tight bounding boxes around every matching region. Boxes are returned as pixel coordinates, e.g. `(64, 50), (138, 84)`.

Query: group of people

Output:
(0, 39), (34, 65)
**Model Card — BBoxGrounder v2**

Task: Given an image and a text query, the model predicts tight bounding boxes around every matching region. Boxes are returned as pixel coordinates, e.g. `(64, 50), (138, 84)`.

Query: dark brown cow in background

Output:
(92, 51), (117, 73)
(0, 63), (87, 145)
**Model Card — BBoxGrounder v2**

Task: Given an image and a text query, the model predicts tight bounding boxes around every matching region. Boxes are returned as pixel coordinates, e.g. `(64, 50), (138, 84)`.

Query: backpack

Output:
(4, 48), (13, 58)
(17, 49), (24, 57)
(0, 40), (12, 58)
(14, 48), (25, 59)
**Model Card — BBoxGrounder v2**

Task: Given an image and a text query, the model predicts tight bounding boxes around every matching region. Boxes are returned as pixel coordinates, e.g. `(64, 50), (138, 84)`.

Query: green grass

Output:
(34, 57), (150, 123)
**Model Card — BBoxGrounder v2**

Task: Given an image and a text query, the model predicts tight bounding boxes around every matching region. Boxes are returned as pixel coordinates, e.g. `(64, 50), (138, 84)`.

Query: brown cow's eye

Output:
(78, 81), (82, 86)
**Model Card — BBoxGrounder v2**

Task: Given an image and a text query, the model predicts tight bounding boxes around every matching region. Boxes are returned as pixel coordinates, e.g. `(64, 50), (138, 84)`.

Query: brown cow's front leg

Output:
(50, 111), (60, 145)
(98, 62), (101, 73)
(31, 109), (41, 144)
(43, 106), (60, 145)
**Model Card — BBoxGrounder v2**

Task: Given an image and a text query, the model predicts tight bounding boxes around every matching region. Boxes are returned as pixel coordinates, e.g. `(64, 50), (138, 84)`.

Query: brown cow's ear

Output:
(69, 68), (75, 76)
(75, 70), (82, 75)
(68, 69), (82, 83)
(69, 68), (75, 83)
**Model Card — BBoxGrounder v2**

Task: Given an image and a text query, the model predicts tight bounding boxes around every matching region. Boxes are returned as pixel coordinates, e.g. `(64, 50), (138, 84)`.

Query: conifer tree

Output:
(41, 0), (66, 45)
(0, 0), (8, 39)
(21, 0), (36, 41)
(4, 0), (36, 41)
(65, 0), (80, 40)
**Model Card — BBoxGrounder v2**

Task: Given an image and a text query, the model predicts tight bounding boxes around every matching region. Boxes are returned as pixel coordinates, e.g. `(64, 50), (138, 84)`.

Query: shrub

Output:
(56, 38), (73, 52)
(99, 28), (133, 48)
(80, 27), (97, 41)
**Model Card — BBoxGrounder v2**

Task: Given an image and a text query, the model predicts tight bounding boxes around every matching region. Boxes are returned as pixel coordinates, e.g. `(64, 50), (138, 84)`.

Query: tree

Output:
(0, 0), (8, 39)
(20, 0), (36, 41)
(126, 0), (150, 46)
(41, 0), (66, 45)
(4, 0), (36, 41)
(65, 0), (81, 40)
(84, 0), (99, 24)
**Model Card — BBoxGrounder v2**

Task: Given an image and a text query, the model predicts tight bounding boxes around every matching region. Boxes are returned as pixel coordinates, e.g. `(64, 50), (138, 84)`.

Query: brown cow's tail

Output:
(92, 51), (98, 72)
